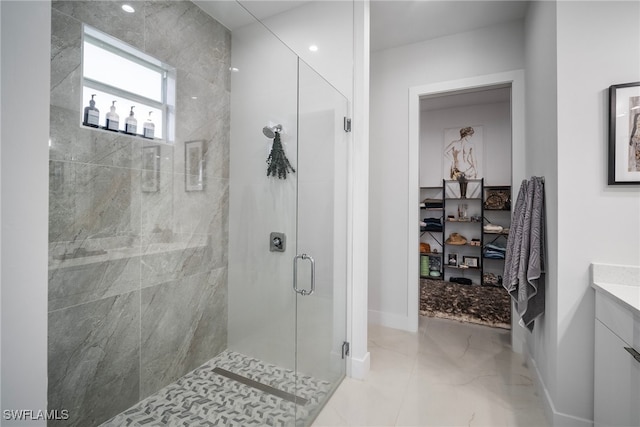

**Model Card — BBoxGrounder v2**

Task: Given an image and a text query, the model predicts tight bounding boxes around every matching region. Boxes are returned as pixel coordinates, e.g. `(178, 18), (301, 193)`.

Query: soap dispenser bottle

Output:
(124, 106), (137, 135)
(143, 111), (155, 139)
(83, 94), (100, 128)
(105, 101), (120, 132)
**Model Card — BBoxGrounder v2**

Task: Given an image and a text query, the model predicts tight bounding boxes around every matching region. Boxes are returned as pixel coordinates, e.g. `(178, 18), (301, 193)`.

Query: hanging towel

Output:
(502, 176), (546, 331)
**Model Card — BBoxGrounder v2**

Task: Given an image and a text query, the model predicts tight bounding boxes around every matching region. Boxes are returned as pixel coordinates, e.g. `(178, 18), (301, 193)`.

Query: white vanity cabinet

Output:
(593, 284), (640, 427)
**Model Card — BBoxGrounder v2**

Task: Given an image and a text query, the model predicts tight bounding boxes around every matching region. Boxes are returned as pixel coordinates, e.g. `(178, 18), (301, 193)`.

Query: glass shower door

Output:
(294, 59), (349, 425)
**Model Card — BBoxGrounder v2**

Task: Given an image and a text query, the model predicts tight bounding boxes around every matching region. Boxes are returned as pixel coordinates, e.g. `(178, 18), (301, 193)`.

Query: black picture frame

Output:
(463, 256), (479, 268)
(608, 82), (640, 185)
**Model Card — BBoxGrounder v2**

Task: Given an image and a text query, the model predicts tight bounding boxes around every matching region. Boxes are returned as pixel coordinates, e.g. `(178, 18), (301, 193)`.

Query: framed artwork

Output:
(185, 140), (204, 191)
(463, 256), (479, 268)
(609, 82), (640, 185)
(142, 145), (160, 192)
(447, 253), (458, 267)
(443, 125), (483, 180)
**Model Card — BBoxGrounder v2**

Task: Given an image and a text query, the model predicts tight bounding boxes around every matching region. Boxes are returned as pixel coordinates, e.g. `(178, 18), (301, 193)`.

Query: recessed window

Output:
(81, 25), (175, 141)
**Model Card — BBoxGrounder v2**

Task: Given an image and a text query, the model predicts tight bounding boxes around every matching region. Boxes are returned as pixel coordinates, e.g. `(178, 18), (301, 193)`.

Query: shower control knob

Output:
(269, 232), (286, 252)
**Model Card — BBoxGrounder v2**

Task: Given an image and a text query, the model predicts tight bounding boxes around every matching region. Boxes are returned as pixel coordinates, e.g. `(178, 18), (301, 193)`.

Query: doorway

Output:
(407, 71), (526, 352)
(418, 84), (513, 329)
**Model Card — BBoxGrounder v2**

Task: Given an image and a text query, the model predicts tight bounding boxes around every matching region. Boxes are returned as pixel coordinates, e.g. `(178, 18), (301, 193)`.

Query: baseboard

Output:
(368, 309), (411, 331)
(524, 348), (594, 427)
(348, 351), (370, 380)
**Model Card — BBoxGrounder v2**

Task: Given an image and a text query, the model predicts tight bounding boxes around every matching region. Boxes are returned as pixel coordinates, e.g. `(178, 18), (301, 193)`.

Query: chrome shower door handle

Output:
(293, 253), (315, 296)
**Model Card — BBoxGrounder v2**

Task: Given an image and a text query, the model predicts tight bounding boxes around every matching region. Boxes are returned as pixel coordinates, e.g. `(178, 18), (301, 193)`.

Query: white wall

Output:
(524, 1), (640, 425)
(555, 0), (639, 423)
(420, 101), (512, 186)
(0, 1), (50, 423)
(523, 1), (559, 424)
(369, 20), (525, 328)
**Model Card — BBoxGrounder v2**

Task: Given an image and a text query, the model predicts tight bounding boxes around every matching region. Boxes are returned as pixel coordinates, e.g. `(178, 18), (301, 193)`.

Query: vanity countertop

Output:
(591, 263), (640, 316)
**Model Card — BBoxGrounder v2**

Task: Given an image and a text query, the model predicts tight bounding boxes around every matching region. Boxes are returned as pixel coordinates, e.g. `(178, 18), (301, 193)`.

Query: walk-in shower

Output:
(47, 1), (351, 426)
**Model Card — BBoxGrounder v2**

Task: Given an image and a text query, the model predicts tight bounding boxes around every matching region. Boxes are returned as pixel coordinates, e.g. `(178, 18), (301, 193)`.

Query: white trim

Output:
(368, 309), (412, 331)
(407, 70), (526, 350)
(524, 344), (594, 427)
(348, 351), (370, 380)
(346, 0), (370, 380)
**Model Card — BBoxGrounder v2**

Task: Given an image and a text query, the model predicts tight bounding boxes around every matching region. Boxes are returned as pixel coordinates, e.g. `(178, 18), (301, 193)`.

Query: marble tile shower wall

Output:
(48, 2), (230, 426)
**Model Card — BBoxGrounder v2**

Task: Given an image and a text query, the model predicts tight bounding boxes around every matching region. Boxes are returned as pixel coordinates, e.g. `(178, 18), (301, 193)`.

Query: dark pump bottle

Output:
(125, 106), (137, 135)
(83, 94), (100, 127)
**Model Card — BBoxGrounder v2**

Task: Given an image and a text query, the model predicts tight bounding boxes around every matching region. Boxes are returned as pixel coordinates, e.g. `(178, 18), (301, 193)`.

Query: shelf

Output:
(421, 178), (511, 286)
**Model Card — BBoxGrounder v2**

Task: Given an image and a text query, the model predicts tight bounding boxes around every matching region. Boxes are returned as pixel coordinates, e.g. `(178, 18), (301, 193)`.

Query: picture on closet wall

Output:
(443, 126), (484, 180)
(609, 82), (640, 184)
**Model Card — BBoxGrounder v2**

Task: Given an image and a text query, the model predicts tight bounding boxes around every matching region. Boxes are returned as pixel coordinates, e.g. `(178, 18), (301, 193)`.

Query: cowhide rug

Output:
(420, 278), (511, 329)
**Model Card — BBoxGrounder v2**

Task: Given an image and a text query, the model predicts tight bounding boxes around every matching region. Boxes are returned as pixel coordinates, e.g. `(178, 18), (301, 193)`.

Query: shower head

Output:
(262, 124), (282, 139)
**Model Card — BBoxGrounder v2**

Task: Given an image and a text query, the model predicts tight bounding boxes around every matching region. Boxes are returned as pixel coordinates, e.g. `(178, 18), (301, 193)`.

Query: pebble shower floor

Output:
(101, 350), (332, 426)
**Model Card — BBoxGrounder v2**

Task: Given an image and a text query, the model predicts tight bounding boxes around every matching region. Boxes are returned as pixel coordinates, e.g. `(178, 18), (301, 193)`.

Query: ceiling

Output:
(195, 1), (530, 52)
(370, 0), (530, 52)
(193, 1), (526, 109)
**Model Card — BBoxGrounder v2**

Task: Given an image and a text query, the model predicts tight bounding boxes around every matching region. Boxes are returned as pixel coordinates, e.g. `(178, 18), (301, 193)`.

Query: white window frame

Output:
(81, 25), (176, 142)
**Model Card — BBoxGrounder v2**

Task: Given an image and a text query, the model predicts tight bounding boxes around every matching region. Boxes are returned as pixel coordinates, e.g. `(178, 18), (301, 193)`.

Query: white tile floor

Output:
(312, 317), (549, 427)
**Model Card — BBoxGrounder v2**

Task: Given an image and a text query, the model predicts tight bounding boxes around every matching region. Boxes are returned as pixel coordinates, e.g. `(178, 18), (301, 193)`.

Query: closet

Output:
(418, 85), (513, 327)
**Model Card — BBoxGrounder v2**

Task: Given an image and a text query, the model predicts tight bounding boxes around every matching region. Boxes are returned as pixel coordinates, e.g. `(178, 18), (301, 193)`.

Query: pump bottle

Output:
(105, 101), (120, 132)
(143, 111), (155, 139)
(83, 94), (100, 128)
(125, 106), (137, 135)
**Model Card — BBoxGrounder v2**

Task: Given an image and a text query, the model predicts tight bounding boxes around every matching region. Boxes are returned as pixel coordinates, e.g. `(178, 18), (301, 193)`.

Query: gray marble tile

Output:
(140, 239), (214, 288)
(50, 162), (141, 243)
(175, 69), (230, 145)
(52, 1), (145, 51)
(49, 255), (141, 311)
(140, 268), (227, 398)
(51, 8), (82, 110)
(48, 291), (140, 427)
(49, 160), (77, 243)
(171, 175), (229, 239)
(174, 106), (230, 181)
(74, 163), (141, 241)
(140, 169), (174, 240)
(50, 105), (143, 168)
(141, 140), (174, 174)
(144, 0), (231, 85)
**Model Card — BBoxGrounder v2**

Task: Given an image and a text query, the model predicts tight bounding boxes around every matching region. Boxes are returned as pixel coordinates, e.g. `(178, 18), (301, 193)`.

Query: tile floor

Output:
(101, 350), (332, 426)
(312, 317), (549, 427)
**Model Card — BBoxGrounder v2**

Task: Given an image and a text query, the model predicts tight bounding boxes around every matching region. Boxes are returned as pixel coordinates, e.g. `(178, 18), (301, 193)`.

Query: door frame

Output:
(407, 70), (525, 353)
